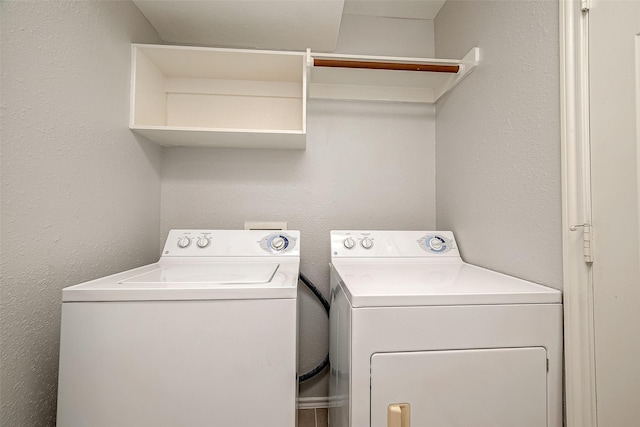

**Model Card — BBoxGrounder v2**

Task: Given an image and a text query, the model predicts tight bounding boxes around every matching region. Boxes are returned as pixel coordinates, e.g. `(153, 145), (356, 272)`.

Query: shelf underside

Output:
(310, 66), (457, 103)
(131, 127), (306, 150)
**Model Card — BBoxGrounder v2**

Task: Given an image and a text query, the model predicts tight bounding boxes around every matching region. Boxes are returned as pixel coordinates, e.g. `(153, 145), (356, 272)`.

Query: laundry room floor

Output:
(298, 408), (328, 427)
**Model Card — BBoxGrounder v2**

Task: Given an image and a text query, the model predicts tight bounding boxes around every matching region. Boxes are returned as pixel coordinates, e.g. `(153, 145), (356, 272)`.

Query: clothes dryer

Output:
(57, 229), (299, 427)
(329, 230), (562, 427)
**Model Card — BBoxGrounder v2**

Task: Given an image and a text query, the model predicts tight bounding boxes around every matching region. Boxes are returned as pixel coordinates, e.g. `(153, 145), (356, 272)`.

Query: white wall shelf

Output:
(308, 47), (479, 103)
(130, 44), (307, 149)
(130, 44), (479, 148)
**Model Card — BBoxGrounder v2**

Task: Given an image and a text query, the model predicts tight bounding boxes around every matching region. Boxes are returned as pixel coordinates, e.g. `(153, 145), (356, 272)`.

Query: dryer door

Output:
(371, 347), (547, 427)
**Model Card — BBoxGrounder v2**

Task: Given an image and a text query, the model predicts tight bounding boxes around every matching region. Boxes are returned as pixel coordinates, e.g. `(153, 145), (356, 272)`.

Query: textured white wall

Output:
(434, 1), (562, 288)
(0, 2), (162, 425)
(161, 15), (437, 397)
(335, 14), (435, 57)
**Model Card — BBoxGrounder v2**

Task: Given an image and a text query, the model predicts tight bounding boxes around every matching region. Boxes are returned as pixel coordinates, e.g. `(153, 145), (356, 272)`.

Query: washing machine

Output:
(329, 230), (562, 427)
(57, 229), (299, 427)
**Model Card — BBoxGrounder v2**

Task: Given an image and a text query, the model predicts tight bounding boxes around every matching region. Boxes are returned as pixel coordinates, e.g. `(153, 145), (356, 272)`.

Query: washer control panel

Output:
(162, 230), (300, 257)
(173, 232), (210, 252)
(331, 230), (459, 258)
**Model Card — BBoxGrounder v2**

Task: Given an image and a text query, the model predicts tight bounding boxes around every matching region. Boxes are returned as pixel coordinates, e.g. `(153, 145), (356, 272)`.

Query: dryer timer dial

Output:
(418, 235), (453, 254)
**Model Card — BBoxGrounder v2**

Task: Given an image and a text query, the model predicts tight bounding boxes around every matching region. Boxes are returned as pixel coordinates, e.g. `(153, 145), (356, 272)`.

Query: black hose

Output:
(299, 272), (330, 314)
(298, 272), (330, 383)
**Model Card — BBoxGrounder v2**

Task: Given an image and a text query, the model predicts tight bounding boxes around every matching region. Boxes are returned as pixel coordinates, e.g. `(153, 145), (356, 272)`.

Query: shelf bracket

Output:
(432, 47), (480, 101)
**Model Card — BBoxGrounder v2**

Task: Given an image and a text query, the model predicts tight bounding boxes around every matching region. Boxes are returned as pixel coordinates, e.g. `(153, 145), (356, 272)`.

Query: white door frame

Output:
(559, 1), (598, 426)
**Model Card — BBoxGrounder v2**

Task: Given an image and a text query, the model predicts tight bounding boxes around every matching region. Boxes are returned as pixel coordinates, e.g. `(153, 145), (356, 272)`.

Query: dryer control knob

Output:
(196, 237), (211, 248)
(361, 237), (373, 249)
(271, 236), (286, 251)
(177, 237), (191, 248)
(343, 237), (355, 249)
(429, 237), (444, 251)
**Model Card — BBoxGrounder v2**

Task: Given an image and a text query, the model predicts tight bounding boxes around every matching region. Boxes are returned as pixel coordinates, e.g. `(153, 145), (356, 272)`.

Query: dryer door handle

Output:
(388, 403), (411, 427)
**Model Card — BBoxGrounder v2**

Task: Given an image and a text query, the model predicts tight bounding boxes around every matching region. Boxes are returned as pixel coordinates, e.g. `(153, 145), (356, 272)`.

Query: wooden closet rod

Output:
(313, 59), (460, 73)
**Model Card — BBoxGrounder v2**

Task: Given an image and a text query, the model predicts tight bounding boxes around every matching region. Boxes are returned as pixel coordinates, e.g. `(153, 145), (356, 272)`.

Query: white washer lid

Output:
(332, 260), (561, 307)
(62, 260), (299, 302)
(121, 263), (278, 285)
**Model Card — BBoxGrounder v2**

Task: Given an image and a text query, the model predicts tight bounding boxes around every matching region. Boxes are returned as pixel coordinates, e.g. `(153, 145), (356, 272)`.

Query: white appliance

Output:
(329, 230), (562, 427)
(57, 229), (299, 427)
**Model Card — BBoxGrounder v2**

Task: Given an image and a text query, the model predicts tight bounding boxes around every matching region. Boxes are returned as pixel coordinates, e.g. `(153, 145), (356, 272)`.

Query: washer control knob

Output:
(177, 237), (191, 248)
(343, 237), (355, 249)
(196, 236), (211, 248)
(271, 236), (286, 251)
(361, 237), (373, 250)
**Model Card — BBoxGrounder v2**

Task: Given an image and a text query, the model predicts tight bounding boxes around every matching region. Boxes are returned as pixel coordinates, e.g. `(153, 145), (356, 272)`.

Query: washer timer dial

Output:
(259, 232), (297, 254)
(271, 236), (286, 251)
